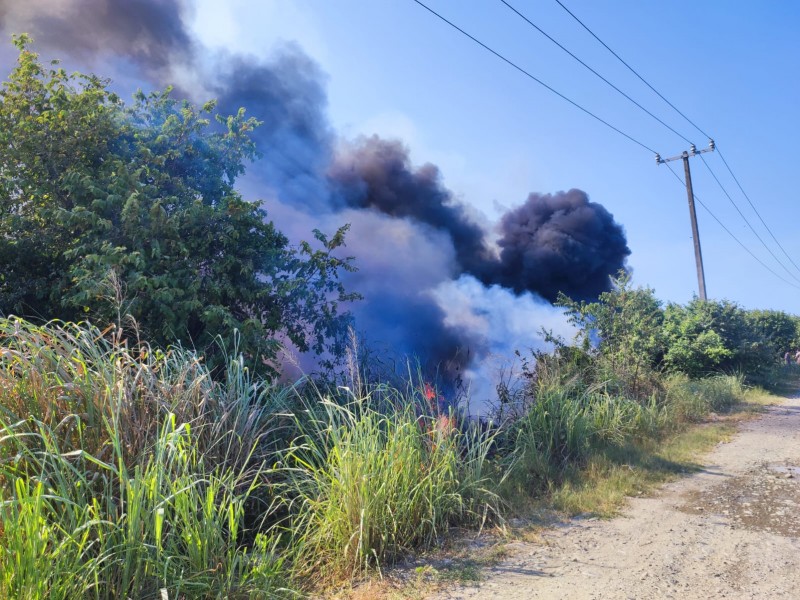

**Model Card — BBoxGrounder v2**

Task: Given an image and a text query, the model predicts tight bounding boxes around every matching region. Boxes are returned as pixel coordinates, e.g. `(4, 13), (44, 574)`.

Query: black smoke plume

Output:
(328, 140), (629, 303)
(0, 1), (631, 385)
(481, 190), (630, 302)
(329, 136), (495, 277)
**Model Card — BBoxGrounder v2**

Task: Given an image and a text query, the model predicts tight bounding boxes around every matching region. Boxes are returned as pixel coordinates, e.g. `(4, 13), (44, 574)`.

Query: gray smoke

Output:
(0, 0), (630, 383)
(264, 200), (485, 379)
(210, 48), (335, 209)
(0, 0), (193, 78)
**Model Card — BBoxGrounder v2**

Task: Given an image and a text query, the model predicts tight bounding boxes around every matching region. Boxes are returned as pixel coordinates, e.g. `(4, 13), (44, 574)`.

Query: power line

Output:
(552, 0), (800, 291)
(715, 146), (800, 277)
(413, 0), (799, 294)
(410, 0), (659, 154)
(663, 162), (800, 291)
(698, 154), (800, 284)
(553, 0), (711, 140)
(499, 0), (694, 146)
(500, 0), (797, 295)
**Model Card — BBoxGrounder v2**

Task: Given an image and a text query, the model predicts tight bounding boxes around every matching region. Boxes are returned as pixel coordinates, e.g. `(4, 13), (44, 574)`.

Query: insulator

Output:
(690, 144), (697, 156)
(708, 139), (715, 151)
(655, 153), (662, 164)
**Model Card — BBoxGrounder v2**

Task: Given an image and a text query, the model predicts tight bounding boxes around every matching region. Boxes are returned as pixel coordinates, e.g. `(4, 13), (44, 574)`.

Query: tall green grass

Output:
(497, 367), (746, 508)
(0, 414), (290, 599)
(0, 318), (505, 595)
(664, 373), (746, 422)
(500, 383), (667, 498)
(0, 318), (293, 599)
(0, 316), (764, 596)
(274, 386), (501, 582)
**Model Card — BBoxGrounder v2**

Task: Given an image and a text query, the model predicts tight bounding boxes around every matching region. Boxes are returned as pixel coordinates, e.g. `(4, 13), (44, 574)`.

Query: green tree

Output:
(662, 298), (777, 383)
(558, 272), (665, 400)
(0, 36), (357, 374)
(745, 309), (799, 356)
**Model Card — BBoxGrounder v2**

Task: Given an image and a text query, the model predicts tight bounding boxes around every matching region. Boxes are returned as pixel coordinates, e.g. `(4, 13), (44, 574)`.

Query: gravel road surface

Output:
(432, 394), (800, 599)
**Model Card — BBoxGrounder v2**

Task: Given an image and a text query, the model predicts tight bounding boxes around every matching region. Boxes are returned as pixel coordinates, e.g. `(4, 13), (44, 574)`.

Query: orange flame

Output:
(423, 383), (436, 402)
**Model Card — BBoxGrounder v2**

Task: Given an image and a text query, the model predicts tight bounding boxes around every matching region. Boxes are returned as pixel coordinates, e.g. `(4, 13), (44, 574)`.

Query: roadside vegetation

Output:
(2, 39), (800, 599)
(2, 281), (796, 598)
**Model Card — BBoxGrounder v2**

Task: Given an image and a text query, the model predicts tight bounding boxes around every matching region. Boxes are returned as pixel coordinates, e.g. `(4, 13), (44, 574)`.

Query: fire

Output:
(423, 383), (436, 403)
(421, 382), (455, 438)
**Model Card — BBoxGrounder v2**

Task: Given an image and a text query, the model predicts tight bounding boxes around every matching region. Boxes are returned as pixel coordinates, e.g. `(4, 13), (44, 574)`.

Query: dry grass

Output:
(328, 532), (511, 600)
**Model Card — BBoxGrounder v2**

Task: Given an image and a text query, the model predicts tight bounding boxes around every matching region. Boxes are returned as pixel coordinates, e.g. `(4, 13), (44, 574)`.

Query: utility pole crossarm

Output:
(655, 139), (715, 165)
(655, 139), (715, 301)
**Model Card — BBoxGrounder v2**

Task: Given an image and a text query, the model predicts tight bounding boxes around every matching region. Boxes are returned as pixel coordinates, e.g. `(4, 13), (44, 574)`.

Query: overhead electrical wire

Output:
(498, 0), (694, 146)
(502, 0), (788, 280)
(715, 148), (800, 277)
(501, 0), (800, 286)
(553, 0), (712, 140)
(663, 163), (800, 291)
(412, 0), (796, 292)
(552, 0), (800, 281)
(698, 154), (800, 285)
(410, 0), (659, 154)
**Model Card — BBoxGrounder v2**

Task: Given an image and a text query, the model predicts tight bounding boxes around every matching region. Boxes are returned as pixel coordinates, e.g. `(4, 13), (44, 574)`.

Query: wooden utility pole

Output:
(656, 140), (715, 301)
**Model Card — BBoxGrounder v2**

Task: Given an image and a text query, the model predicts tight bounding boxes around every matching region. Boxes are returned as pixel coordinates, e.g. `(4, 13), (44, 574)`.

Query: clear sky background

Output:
(190, 0), (800, 314)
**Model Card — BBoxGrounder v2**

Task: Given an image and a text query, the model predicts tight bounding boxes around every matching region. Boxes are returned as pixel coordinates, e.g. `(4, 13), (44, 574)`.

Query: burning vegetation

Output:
(8, 5), (796, 598)
(0, 0), (630, 395)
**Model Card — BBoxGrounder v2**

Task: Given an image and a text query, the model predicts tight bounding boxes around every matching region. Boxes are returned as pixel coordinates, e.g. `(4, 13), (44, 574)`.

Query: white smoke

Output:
(432, 274), (575, 413)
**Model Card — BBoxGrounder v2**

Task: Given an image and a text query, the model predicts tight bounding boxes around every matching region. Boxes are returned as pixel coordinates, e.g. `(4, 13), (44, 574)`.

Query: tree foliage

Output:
(662, 299), (774, 381)
(0, 36), (357, 374)
(558, 272), (665, 399)
(745, 309), (799, 355)
(556, 272), (799, 392)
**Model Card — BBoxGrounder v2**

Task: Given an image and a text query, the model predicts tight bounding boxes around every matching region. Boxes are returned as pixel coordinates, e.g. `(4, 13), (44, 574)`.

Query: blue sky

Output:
(192, 0), (800, 313)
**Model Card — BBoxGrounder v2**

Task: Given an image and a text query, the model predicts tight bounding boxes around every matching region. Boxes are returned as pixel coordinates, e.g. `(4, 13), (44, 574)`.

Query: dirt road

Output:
(433, 394), (800, 599)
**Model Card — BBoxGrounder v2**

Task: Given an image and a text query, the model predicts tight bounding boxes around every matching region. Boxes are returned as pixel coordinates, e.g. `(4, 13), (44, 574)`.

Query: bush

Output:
(274, 385), (501, 581)
(0, 36), (356, 376)
(557, 273), (665, 402)
(662, 299), (779, 385)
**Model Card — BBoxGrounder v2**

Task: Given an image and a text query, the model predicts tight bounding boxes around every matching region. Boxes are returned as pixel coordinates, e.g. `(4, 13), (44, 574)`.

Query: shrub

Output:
(274, 385), (501, 581)
(0, 36), (356, 376)
(557, 273), (665, 402)
(662, 299), (779, 385)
